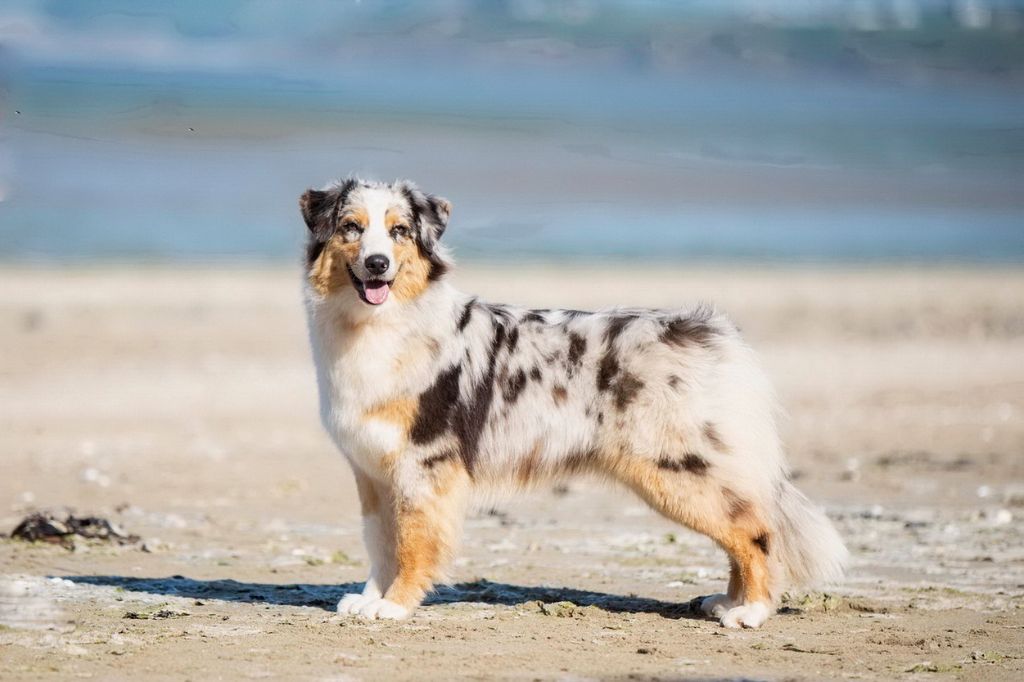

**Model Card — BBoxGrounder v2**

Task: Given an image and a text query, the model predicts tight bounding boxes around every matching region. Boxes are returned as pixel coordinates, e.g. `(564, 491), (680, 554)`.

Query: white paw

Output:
(337, 592), (380, 615)
(700, 593), (736, 618)
(719, 601), (771, 629)
(353, 597), (411, 621)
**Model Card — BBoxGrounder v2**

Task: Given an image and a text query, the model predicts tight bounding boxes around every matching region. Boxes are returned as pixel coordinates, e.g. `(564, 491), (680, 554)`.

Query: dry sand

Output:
(1, 264), (1022, 680)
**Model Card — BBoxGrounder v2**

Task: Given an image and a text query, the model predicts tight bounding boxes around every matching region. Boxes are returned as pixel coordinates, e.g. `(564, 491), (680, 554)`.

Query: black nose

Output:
(364, 254), (390, 277)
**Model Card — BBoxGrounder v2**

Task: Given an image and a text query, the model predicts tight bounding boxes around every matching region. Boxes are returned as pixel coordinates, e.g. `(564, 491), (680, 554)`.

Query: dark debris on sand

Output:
(8, 510), (140, 550)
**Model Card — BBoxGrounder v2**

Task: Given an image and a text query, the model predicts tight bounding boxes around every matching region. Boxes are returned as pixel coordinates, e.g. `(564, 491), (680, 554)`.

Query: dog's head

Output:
(300, 178), (452, 305)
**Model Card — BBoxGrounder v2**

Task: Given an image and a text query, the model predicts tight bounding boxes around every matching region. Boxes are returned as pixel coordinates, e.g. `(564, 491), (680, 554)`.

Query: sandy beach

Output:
(1, 264), (1022, 680)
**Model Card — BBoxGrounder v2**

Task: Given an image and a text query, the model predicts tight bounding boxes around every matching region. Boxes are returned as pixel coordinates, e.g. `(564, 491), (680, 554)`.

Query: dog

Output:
(299, 177), (847, 628)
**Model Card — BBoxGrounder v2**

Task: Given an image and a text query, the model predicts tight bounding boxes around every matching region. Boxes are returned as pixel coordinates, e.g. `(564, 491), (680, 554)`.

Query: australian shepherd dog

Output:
(299, 177), (847, 628)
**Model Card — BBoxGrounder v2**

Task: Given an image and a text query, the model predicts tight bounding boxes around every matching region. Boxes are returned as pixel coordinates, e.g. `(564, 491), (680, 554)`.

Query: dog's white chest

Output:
(309, 315), (428, 474)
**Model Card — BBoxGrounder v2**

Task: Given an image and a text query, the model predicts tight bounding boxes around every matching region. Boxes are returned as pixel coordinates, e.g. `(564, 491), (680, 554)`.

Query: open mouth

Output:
(347, 266), (392, 306)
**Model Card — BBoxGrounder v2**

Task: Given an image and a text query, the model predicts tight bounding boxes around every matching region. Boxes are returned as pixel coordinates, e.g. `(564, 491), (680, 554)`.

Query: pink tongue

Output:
(363, 281), (390, 305)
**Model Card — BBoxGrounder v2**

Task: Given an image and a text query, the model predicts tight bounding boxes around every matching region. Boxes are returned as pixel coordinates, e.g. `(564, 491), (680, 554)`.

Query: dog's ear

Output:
(300, 179), (356, 237)
(300, 189), (330, 232)
(401, 182), (452, 254)
(426, 195), (452, 241)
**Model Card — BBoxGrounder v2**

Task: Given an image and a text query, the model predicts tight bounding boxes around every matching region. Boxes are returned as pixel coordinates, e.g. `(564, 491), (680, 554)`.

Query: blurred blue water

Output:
(1, 1), (1023, 263)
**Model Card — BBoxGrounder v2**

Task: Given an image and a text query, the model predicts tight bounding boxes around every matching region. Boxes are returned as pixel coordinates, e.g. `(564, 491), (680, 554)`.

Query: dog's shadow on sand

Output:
(65, 575), (706, 620)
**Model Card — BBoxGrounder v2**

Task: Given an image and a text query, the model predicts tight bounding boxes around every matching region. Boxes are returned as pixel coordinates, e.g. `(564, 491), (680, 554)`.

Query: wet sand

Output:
(1, 264), (1022, 680)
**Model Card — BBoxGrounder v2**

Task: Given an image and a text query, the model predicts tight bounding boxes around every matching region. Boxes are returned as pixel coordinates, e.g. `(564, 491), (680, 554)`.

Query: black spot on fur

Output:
(450, 321), (505, 474)
(305, 239), (327, 266)
(596, 411), (604, 425)
(410, 364), (463, 445)
(603, 314), (634, 346)
(530, 366), (542, 382)
(596, 351), (619, 392)
(753, 533), (771, 556)
(503, 368), (527, 405)
(523, 311), (545, 324)
(660, 306), (720, 349)
(486, 304), (516, 325)
(598, 315), (634, 395)
(567, 333), (587, 370)
(422, 450), (458, 469)
(427, 259), (449, 281)
(561, 448), (598, 474)
(612, 372), (644, 410)
(506, 326), (520, 354)
(457, 299), (475, 332)
(657, 453), (709, 475)
(667, 375), (681, 390)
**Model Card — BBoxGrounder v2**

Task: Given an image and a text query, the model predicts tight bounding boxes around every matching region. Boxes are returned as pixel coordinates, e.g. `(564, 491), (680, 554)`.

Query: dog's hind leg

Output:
(612, 458), (775, 628)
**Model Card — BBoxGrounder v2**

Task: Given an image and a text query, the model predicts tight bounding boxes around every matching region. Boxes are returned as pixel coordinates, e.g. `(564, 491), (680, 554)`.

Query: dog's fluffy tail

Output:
(770, 480), (848, 591)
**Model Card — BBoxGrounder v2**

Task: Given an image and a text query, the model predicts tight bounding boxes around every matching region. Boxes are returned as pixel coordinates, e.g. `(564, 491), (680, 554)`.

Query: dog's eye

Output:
(342, 221), (363, 235)
(390, 225), (409, 240)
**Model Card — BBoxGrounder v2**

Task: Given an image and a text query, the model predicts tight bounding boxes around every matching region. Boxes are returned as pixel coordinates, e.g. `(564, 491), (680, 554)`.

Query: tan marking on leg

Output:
(716, 524), (772, 604)
(609, 456), (774, 606)
(354, 470), (380, 516)
(384, 467), (470, 609)
(727, 558), (742, 602)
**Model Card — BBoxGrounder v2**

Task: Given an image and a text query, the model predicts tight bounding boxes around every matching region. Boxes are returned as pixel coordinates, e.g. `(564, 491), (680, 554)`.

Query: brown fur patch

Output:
(515, 441), (545, 486)
(613, 371), (644, 410)
(561, 448), (599, 474)
(364, 397), (418, 436)
(390, 236), (433, 303)
(309, 238), (359, 296)
(385, 207), (409, 229)
(353, 471), (380, 516)
(339, 206), (369, 228)
(722, 486), (752, 521)
(552, 384), (568, 405)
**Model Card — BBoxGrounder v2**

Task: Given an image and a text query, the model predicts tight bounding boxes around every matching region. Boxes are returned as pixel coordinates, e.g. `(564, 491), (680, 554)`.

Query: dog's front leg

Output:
(347, 457), (469, 620)
(337, 469), (397, 616)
